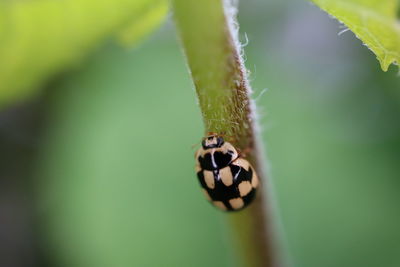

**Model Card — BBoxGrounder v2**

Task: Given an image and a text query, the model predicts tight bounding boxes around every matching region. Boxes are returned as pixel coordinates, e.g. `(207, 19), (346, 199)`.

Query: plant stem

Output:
(172, 0), (281, 266)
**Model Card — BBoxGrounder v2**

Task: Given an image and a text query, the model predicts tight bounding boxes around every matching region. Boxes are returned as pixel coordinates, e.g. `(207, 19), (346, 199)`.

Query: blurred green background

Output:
(1, 0), (400, 267)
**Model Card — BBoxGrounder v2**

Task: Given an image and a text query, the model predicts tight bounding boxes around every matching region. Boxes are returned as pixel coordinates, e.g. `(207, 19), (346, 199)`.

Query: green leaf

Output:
(311, 0), (400, 71)
(0, 0), (167, 109)
(117, 2), (168, 46)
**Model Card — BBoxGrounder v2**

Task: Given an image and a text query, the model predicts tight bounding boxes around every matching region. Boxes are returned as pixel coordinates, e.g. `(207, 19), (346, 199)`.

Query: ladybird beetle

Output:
(195, 134), (259, 211)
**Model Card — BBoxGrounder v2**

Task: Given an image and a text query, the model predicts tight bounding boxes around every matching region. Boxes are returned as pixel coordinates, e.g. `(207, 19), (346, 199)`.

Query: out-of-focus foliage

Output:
(311, 0), (400, 71)
(0, 0), (167, 108)
(36, 7), (400, 264)
(3, 0), (400, 266)
(37, 42), (235, 267)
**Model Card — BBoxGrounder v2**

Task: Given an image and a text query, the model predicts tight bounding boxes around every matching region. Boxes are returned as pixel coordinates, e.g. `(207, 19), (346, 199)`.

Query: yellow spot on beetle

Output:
(220, 167), (233, 186)
(195, 164), (202, 173)
(238, 181), (252, 197)
(213, 201), (227, 211)
(229, 198), (244, 210)
(232, 158), (250, 171)
(204, 170), (215, 189)
(202, 189), (211, 201)
(251, 170), (259, 188)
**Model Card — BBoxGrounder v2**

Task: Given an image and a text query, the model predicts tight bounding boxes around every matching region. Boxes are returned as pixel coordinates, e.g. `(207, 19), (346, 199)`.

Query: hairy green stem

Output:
(172, 0), (282, 266)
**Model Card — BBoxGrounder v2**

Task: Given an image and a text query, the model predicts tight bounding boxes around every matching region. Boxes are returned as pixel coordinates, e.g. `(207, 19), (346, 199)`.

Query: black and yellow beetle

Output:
(194, 134), (259, 211)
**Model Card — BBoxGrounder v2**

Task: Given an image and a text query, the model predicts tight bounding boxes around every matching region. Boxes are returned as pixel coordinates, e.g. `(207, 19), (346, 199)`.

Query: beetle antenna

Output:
(191, 140), (202, 150)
